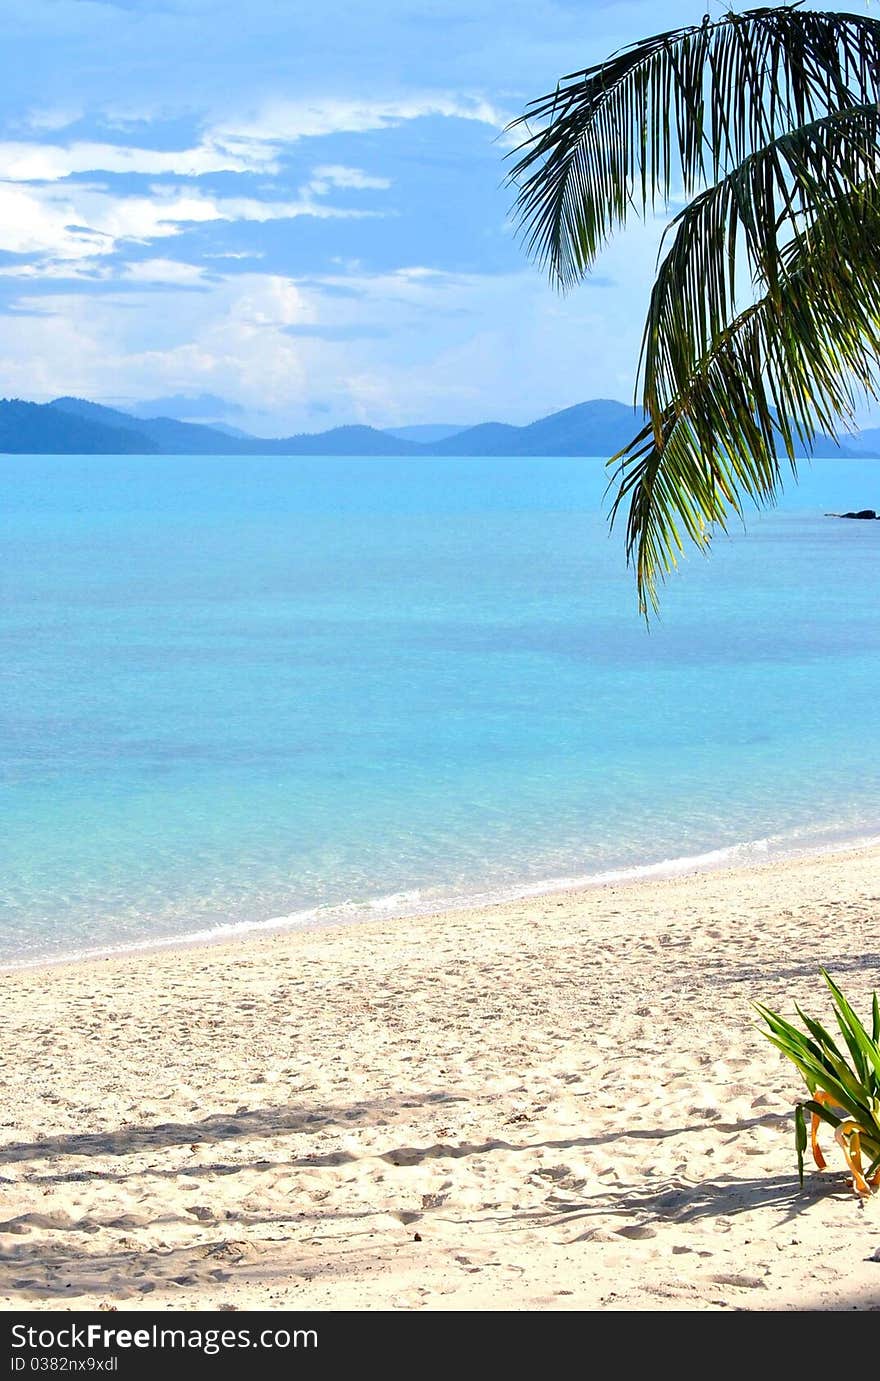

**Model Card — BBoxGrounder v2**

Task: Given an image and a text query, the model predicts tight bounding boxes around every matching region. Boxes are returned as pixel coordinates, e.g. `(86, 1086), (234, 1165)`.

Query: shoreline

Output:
(7, 823), (880, 976)
(2, 841), (879, 1310)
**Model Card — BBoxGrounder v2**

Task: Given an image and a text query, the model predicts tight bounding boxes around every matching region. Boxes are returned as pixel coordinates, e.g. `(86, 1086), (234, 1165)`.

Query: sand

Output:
(1, 845), (879, 1312)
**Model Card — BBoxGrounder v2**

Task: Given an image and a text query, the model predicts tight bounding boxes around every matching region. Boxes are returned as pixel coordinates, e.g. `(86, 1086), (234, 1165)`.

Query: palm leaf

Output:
(509, 5), (880, 612)
(508, 6), (880, 286)
(642, 104), (880, 431)
(608, 182), (880, 611)
(803, 1097), (842, 1130)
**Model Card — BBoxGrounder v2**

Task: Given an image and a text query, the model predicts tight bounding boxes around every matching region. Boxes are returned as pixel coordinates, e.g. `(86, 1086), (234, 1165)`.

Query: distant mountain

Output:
(258, 424), (417, 457)
(383, 423), (467, 443)
(0, 398), (156, 455)
(432, 400), (642, 456)
(837, 427), (880, 457)
(49, 397), (254, 455)
(431, 399), (852, 459)
(432, 421), (521, 455)
(125, 392), (246, 427)
(206, 422), (254, 440)
(48, 398), (417, 457)
(516, 400), (643, 457)
(0, 394), (871, 458)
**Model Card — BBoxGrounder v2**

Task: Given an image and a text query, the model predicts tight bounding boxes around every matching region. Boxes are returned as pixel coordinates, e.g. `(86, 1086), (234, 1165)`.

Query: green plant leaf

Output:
(756, 975), (880, 1191)
(803, 1098), (842, 1129)
(509, 5), (880, 613)
(508, 8), (880, 285)
(755, 1005), (872, 1122)
(795, 1101), (807, 1187)
(606, 184), (880, 612)
(822, 969), (880, 1085)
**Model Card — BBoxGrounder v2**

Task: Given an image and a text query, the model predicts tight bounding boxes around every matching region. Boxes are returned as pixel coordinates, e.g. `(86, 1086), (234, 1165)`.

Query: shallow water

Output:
(3, 452), (880, 963)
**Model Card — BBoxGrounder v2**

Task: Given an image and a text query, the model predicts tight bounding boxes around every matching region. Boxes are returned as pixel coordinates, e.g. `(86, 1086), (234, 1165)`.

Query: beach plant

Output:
(755, 971), (880, 1197)
(509, 6), (880, 613)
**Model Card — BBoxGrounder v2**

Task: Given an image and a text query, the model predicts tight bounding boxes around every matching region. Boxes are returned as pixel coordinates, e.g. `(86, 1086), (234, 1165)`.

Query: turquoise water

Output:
(3, 453), (880, 965)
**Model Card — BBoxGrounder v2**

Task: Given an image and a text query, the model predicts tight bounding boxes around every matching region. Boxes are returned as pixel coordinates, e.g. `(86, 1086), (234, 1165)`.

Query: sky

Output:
(0, 0), (853, 434)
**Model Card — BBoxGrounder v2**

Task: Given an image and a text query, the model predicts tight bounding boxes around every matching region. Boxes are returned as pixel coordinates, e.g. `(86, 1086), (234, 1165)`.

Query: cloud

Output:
(198, 193), (380, 224)
(0, 180), (385, 272)
(0, 182), (109, 260)
(0, 183), (237, 263)
(0, 89), (502, 292)
(307, 165), (392, 193)
(0, 272), (311, 407)
(208, 93), (507, 147)
(0, 7), (671, 430)
(0, 220), (664, 431)
(122, 258), (209, 285)
(0, 94), (503, 186)
(20, 105), (84, 133)
(0, 137), (280, 181)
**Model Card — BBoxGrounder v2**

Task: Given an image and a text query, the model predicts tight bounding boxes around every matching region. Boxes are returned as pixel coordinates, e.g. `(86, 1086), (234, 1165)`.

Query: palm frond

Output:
(642, 103), (880, 428)
(609, 183), (880, 612)
(508, 5), (880, 287)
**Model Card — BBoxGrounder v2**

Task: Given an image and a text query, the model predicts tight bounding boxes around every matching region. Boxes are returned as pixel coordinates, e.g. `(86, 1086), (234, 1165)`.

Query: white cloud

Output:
(21, 105), (84, 133)
(0, 93), (503, 186)
(122, 258), (209, 285)
(0, 254), (211, 285)
(0, 259), (105, 282)
(0, 182), (251, 264)
(208, 93), (507, 147)
(0, 273), (314, 408)
(199, 193), (379, 224)
(0, 90), (497, 285)
(0, 182), (109, 260)
(0, 180), (383, 270)
(0, 228), (661, 431)
(0, 136), (280, 181)
(308, 164), (391, 193)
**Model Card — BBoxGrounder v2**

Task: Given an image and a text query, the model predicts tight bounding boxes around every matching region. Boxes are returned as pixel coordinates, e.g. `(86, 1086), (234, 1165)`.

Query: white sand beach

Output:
(1, 845), (879, 1312)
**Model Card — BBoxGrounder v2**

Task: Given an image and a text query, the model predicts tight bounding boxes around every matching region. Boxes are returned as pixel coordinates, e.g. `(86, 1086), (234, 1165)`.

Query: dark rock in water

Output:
(826, 509), (879, 519)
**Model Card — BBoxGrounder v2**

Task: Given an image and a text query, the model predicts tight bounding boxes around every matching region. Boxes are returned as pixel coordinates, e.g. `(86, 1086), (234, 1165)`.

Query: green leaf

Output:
(822, 969), (880, 1086)
(755, 1006), (872, 1123)
(795, 1102), (807, 1188)
(607, 185), (880, 612)
(509, 5), (880, 613)
(508, 8), (880, 285)
(803, 1098), (842, 1130)
(793, 1005), (852, 1074)
(756, 975), (880, 1190)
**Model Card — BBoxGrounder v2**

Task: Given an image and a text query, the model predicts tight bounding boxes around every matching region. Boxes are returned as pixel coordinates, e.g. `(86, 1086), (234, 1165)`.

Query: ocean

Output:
(3, 452), (880, 965)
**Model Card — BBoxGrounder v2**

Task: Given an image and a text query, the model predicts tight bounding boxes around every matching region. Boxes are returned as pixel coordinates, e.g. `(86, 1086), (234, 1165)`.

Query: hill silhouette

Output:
(0, 395), (865, 458)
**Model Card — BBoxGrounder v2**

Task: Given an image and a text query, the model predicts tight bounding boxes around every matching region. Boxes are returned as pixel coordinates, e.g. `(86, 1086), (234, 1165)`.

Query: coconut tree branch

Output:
(641, 102), (880, 430)
(610, 184), (880, 612)
(508, 6), (880, 287)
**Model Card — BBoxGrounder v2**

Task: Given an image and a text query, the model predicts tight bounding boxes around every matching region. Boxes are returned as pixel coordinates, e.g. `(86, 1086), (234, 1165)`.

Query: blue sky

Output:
(0, 0), (828, 433)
